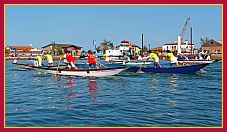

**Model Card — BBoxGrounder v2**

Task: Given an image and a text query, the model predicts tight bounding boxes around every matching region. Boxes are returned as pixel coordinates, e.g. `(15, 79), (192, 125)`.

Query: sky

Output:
(5, 5), (222, 51)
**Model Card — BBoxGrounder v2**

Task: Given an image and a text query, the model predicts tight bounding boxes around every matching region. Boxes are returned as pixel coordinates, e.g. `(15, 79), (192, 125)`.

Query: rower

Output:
(64, 50), (79, 69)
(166, 50), (179, 68)
(33, 59), (39, 66)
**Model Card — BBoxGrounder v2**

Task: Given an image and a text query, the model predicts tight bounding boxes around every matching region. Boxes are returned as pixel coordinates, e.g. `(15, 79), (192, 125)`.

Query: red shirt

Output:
(87, 53), (96, 64)
(65, 53), (74, 63)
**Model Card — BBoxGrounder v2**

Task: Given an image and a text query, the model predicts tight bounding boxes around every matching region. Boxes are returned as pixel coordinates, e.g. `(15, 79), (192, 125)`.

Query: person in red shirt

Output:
(64, 51), (79, 69)
(87, 50), (98, 69)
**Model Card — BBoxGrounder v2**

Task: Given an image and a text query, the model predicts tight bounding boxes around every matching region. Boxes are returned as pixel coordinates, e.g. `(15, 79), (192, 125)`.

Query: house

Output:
(42, 43), (82, 57)
(162, 41), (194, 54)
(119, 40), (141, 58)
(5, 45), (42, 56)
(201, 40), (222, 54)
(150, 47), (162, 53)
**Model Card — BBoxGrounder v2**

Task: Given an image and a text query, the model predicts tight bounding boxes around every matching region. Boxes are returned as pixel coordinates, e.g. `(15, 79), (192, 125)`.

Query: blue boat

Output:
(127, 63), (210, 74)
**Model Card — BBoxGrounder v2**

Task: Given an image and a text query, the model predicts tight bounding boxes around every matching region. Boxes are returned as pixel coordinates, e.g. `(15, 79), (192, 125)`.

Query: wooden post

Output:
(141, 33), (144, 56)
(190, 27), (193, 55)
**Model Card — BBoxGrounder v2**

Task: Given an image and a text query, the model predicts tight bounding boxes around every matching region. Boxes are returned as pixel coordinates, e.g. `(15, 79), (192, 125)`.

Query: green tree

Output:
(199, 37), (213, 46)
(143, 45), (148, 52)
(52, 45), (63, 56)
(96, 39), (114, 53)
(199, 37), (213, 52)
(101, 39), (114, 49)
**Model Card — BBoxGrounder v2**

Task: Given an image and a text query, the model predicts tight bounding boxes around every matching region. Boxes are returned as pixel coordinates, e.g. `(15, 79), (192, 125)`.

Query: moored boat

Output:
(127, 63), (210, 74)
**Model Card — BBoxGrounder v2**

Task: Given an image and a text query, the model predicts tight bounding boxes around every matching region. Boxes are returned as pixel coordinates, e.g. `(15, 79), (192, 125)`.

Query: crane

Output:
(180, 17), (190, 42)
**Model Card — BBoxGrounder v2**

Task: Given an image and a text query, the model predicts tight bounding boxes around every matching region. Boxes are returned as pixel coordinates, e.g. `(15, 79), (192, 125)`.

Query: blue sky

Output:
(5, 5), (222, 51)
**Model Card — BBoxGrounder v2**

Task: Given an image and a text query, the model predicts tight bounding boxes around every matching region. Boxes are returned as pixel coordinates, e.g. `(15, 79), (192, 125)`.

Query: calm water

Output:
(5, 60), (222, 127)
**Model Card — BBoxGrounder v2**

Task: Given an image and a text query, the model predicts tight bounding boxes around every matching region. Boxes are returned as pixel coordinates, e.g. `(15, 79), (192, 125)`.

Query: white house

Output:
(105, 49), (123, 56)
(162, 41), (194, 53)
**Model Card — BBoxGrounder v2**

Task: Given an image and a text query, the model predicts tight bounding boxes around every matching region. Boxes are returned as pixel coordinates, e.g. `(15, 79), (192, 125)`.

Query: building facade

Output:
(5, 45), (42, 56)
(120, 40), (141, 58)
(42, 43), (82, 57)
(162, 41), (194, 54)
(201, 40), (222, 54)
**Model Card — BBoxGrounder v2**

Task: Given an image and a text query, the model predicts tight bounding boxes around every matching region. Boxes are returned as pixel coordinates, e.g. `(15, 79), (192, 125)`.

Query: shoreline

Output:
(5, 56), (81, 60)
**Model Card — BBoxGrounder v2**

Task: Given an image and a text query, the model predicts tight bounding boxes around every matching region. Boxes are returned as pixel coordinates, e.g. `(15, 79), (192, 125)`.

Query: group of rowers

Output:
(141, 50), (179, 68)
(13, 50), (179, 69)
(32, 50), (98, 69)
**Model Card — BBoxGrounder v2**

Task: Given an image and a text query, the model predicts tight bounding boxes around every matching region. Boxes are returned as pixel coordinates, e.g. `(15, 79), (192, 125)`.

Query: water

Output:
(5, 60), (222, 127)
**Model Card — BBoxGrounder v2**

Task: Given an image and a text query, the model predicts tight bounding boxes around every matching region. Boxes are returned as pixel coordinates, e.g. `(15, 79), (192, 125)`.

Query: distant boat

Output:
(127, 63), (210, 74)
(177, 54), (215, 64)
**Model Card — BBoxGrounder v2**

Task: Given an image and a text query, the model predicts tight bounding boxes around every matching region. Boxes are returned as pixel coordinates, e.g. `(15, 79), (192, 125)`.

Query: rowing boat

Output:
(29, 65), (128, 77)
(127, 63), (210, 74)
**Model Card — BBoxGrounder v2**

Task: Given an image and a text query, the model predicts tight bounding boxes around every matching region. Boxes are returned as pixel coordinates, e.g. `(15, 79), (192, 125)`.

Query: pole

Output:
(148, 44), (150, 52)
(141, 33), (144, 56)
(177, 36), (181, 55)
(93, 40), (96, 52)
(190, 27), (193, 55)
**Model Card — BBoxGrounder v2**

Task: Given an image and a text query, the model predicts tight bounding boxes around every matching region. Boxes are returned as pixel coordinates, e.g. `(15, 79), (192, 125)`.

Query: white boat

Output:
(29, 65), (128, 77)
(125, 61), (152, 65)
(110, 59), (152, 65)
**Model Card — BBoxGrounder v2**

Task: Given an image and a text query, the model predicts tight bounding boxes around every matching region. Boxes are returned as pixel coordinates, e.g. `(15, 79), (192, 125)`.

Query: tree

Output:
(199, 37), (213, 52)
(96, 39), (114, 53)
(52, 45), (63, 56)
(101, 39), (114, 49)
(199, 37), (213, 46)
(143, 45), (148, 52)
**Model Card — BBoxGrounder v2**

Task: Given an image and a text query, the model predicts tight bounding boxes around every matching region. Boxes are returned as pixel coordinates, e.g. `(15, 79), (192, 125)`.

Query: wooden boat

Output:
(29, 65), (128, 77)
(127, 63), (210, 74)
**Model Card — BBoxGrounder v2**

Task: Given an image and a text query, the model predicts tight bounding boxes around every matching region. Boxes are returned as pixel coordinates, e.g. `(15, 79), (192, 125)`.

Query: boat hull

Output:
(127, 63), (209, 74)
(30, 66), (127, 77)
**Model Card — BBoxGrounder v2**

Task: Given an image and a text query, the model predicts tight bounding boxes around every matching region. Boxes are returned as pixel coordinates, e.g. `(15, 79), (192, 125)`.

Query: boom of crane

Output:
(180, 17), (190, 42)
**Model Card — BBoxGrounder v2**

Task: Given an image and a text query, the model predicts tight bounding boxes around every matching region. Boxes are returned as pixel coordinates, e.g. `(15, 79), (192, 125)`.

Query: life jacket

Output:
(87, 53), (96, 64)
(66, 53), (74, 63)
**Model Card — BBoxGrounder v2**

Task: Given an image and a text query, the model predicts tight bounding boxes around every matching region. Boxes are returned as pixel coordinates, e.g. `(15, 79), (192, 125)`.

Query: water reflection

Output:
(148, 73), (160, 89)
(64, 76), (76, 88)
(63, 77), (78, 109)
(167, 74), (178, 89)
(86, 77), (98, 103)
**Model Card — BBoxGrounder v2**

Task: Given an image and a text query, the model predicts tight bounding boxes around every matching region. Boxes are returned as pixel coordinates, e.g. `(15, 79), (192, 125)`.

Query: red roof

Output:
(9, 46), (32, 52)
(151, 47), (162, 51)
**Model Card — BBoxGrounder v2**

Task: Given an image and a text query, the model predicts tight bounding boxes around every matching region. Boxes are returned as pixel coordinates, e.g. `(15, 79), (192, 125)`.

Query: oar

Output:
(136, 61), (146, 74)
(55, 56), (62, 77)
(96, 61), (107, 68)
